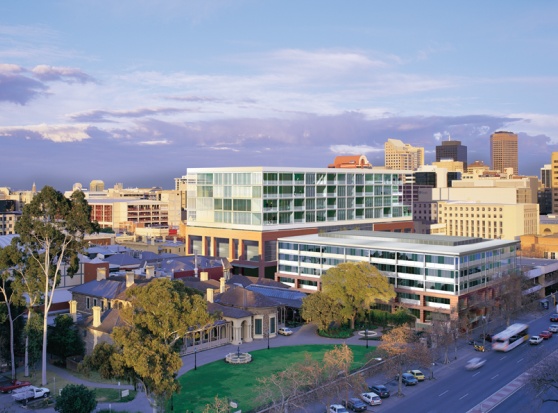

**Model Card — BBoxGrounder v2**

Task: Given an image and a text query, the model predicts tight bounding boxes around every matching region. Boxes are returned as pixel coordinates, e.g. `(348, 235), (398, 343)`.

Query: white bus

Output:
(491, 323), (529, 352)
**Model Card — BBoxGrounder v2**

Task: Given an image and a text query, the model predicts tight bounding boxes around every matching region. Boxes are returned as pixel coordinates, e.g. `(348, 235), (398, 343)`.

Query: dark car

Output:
(369, 384), (390, 398)
(0, 380), (31, 393)
(479, 333), (492, 342)
(342, 397), (368, 412)
(551, 314), (558, 322)
(397, 372), (418, 386)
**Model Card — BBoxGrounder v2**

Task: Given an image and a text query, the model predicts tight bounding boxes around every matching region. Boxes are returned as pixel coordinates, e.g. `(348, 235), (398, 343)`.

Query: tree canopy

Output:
(321, 262), (396, 329)
(47, 314), (85, 360)
(14, 186), (98, 385)
(300, 291), (343, 331)
(111, 278), (214, 409)
(55, 384), (97, 413)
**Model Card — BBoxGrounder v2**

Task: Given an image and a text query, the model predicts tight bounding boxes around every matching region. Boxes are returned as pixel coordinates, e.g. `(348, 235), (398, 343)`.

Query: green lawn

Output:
(175, 344), (377, 413)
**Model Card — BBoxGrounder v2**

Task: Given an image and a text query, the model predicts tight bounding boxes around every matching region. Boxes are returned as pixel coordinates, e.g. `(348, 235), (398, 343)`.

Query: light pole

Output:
(194, 347), (197, 370)
(267, 332), (270, 350)
(365, 328), (369, 348)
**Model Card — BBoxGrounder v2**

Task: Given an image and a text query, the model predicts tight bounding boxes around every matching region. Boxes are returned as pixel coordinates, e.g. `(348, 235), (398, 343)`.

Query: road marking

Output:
(459, 393), (469, 400)
(439, 390), (448, 397)
(491, 374), (499, 380)
(472, 371), (481, 377)
(516, 358), (524, 363)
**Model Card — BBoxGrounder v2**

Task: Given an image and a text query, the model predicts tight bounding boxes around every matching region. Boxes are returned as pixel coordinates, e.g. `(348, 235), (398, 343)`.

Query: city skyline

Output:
(1, 1), (558, 190)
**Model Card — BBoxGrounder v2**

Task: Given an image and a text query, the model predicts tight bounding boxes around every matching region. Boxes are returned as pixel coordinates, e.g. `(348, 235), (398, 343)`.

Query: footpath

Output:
(3, 309), (547, 413)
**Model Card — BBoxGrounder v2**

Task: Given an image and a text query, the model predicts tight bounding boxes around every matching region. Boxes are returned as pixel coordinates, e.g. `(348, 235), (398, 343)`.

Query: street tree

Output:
(0, 244), (27, 380)
(47, 314), (85, 360)
(321, 262), (395, 329)
(377, 326), (430, 396)
(14, 186), (98, 385)
(300, 291), (343, 331)
(55, 384), (97, 413)
(111, 278), (214, 411)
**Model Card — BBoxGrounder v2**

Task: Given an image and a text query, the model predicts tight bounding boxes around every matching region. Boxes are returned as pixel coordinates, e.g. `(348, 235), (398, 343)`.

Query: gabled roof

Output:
(208, 302), (252, 319)
(104, 254), (142, 268)
(180, 277), (220, 294)
(227, 274), (253, 288)
(215, 285), (278, 309)
(80, 308), (126, 334)
(70, 279), (127, 299)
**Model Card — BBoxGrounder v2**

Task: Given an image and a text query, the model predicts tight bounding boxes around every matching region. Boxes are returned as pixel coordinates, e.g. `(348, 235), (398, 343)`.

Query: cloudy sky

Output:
(1, 1), (558, 191)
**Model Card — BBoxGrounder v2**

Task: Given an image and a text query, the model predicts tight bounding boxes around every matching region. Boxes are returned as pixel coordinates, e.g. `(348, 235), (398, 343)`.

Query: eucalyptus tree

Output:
(14, 186), (98, 385)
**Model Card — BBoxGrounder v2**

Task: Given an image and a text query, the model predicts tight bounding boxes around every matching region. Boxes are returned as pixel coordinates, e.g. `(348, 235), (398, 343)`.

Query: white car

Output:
(278, 327), (293, 336)
(465, 357), (486, 370)
(549, 325), (558, 333)
(360, 392), (382, 406)
(329, 404), (349, 413)
(529, 335), (543, 345)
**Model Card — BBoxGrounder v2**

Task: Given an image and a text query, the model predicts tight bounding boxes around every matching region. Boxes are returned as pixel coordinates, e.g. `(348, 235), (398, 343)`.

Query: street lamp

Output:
(365, 328), (369, 348)
(194, 347), (197, 370)
(267, 332), (270, 350)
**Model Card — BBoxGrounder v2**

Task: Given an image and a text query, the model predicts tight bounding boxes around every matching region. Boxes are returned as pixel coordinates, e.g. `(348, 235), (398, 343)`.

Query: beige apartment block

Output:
(490, 131), (518, 174)
(437, 201), (539, 240)
(431, 160), (464, 172)
(384, 138), (424, 170)
(89, 198), (170, 232)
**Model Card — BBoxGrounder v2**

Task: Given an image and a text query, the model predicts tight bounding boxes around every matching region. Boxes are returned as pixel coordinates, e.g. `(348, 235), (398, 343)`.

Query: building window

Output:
(255, 318), (263, 335)
(86, 297), (90, 309)
(270, 317), (276, 334)
(93, 298), (97, 307)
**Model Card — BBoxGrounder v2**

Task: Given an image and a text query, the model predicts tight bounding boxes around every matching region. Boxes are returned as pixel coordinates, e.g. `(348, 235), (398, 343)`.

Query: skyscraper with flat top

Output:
(490, 131), (518, 174)
(384, 138), (424, 170)
(435, 138), (467, 169)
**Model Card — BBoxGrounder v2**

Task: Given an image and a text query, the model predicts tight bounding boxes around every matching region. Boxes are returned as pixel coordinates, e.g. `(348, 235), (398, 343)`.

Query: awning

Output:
(232, 263), (260, 269)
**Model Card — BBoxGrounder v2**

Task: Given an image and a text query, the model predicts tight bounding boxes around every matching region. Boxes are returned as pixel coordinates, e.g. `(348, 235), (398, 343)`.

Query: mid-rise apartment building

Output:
(181, 167), (413, 278)
(89, 198), (170, 233)
(490, 131), (518, 174)
(275, 230), (519, 324)
(384, 139), (424, 170)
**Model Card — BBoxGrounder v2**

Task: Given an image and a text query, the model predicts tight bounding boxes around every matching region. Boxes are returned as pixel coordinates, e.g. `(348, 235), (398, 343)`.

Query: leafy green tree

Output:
(321, 262), (396, 329)
(301, 291), (343, 331)
(55, 384), (97, 413)
(47, 314), (85, 360)
(112, 278), (214, 411)
(14, 186), (98, 385)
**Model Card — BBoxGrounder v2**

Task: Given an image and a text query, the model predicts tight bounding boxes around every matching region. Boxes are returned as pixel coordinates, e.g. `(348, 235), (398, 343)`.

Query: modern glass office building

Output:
(276, 230), (519, 323)
(180, 167), (413, 278)
(185, 167), (412, 230)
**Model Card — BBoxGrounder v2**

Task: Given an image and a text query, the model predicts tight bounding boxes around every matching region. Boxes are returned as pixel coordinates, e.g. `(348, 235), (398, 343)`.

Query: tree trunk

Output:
(41, 313), (48, 386)
(8, 305), (16, 380)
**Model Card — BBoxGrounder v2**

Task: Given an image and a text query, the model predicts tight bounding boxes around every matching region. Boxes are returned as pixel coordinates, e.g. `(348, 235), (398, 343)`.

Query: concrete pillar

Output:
(146, 265), (155, 279)
(220, 277), (226, 293)
(207, 288), (214, 303)
(200, 271), (208, 281)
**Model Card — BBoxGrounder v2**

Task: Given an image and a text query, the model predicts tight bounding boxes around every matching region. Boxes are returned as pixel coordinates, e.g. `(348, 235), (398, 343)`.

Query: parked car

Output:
(278, 327), (293, 336)
(369, 384), (390, 398)
(0, 380), (31, 393)
(397, 372), (418, 386)
(341, 397), (368, 412)
(361, 392), (382, 406)
(479, 333), (493, 342)
(550, 314), (558, 322)
(530, 335), (544, 345)
(539, 330), (553, 339)
(329, 404), (349, 413)
(549, 325), (558, 333)
(407, 369), (425, 381)
(12, 386), (50, 403)
(465, 357), (486, 370)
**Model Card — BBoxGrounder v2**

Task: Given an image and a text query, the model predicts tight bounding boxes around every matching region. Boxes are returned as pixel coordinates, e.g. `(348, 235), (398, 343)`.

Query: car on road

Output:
(550, 314), (558, 322)
(0, 380), (31, 393)
(549, 325), (558, 333)
(465, 357), (486, 370)
(530, 335), (544, 345)
(397, 372), (418, 386)
(369, 384), (390, 398)
(479, 333), (493, 342)
(361, 392), (382, 406)
(341, 397), (368, 412)
(539, 330), (553, 339)
(329, 404), (349, 413)
(407, 369), (425, 381)
(278, 327), (293, 336)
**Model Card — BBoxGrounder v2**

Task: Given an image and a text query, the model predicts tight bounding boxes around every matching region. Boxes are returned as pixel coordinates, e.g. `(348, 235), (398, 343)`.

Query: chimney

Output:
(200, 271), (208, 282)
(173, 236), (177, 244)
(207, 288), (214, 303)
(126, 271), (135, 288)
(96, 267), (107, 281)
(92, 306), (101, 328)
(69, 300), (77, 323)
(146, 265), (155, 279)
(220, 277), (226, 294)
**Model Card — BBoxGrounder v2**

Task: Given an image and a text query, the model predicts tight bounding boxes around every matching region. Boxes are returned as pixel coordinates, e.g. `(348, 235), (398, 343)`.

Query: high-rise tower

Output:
(435, 137), (467, 169)
(384, 138), (424, 170)
(490, 131), (518, 174)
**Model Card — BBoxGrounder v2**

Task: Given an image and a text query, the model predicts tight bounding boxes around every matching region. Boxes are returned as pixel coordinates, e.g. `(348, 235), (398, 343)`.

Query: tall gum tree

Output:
(14, 186), (98, 386)
(321, 262), (396, 329)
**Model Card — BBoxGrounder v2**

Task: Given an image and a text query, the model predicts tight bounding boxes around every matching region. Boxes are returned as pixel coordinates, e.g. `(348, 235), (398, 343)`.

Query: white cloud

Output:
(0, 124), (90, 142)
(137, 139), (171, 145)
(329, 144), (384, 155)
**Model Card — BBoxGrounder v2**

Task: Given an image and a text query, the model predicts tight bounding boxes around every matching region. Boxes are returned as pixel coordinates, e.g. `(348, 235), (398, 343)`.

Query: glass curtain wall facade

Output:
(186, 168), (411, 229)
